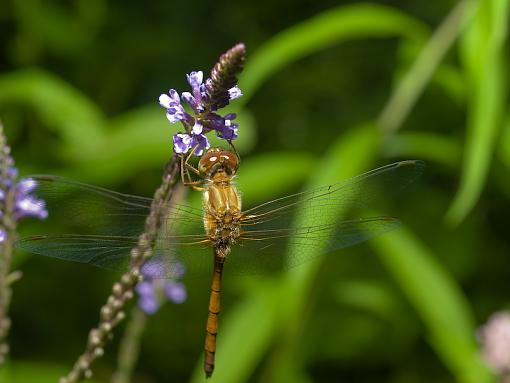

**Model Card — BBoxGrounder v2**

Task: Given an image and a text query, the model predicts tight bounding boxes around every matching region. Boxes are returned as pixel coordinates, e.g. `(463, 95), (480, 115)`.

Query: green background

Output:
(0, 0), (509, 382)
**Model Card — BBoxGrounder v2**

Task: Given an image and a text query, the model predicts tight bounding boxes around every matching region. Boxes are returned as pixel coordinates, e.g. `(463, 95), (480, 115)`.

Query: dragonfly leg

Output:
(227, 140), (240, 166)
(180, 148), (204, 191)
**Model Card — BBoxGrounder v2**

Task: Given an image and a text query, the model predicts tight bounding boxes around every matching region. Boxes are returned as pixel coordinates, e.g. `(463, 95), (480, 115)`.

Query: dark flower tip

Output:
(205, 43), (246, 111)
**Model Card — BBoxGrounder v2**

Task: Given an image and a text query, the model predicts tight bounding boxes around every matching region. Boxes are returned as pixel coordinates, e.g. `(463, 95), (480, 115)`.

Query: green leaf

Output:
(239, 4), (427, 100)
(382, 132), (462, 168)
(189, 280), (281, 383)
(446, 0), (509, 225)
(333, 279), (403, 321)
(0, 69), (106, 158)
(377, 0), (477, 133)
(498, 114), (510, 169)
(0, 360), (100, 383)
(371, 227), (494, 383)
(275, 124), (381, 364)
(236, 151), (315, 205)
(53, 105), (173, 184)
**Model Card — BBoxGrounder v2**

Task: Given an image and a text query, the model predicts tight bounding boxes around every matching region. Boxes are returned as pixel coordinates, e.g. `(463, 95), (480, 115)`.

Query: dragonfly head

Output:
(199, 148), (239, 178)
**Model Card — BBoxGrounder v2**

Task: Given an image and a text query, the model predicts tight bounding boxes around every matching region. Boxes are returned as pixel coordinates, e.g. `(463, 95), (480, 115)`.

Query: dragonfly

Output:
(16, 148), (424, 377)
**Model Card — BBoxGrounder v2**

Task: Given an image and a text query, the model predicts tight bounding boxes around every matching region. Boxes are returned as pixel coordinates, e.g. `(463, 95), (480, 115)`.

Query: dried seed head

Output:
(78, 357), (90, 370)
(88, 330), (102, 346)
(100, 306), (112, 320)
(121, 273), (132, 285)
(112, 283), (123, 296)
(112, 299), (123, 310)
(100, 322), (112, 333)
(131, 267), (140, 280)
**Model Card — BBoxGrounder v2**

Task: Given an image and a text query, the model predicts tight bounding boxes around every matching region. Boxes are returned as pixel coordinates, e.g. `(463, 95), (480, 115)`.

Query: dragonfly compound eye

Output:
(199, 149), (239, 176)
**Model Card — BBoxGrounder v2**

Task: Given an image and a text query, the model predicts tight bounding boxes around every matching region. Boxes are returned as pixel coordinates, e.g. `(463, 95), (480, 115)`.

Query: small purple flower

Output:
(228, 86), (243, 100)
(165, 281), (187, 304)
(159, 90), (193, 125)
(173, 133), (193, 154)
(136, 281), (161, 314)
(172, 125), (210, 157)
(13, 178), (48, 220)
(0, 177), (47, 242)
(190, 132), (210, 156)
(216, 113), (239, 140)
(182, 71), (207, 113)
(136, 258), (187, 315)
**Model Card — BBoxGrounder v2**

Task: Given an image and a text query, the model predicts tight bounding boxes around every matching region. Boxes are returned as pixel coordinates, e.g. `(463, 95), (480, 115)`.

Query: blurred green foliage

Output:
(1, 0), (509, 382)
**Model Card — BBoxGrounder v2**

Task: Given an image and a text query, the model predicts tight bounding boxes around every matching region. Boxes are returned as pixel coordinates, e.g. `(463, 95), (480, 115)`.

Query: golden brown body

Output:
(197, 149), (242, 378)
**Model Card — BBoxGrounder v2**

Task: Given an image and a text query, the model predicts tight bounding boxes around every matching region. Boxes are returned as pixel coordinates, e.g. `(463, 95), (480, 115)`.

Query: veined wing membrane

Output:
(226, 160), (424, 275)
(17, 161), (422, 277)
(30, 175), (204, 236)
(224, 217), (400, 275)
(16, 176), (207, 276)
(15, 232), (212, 277)
(240, 160), (424, 228)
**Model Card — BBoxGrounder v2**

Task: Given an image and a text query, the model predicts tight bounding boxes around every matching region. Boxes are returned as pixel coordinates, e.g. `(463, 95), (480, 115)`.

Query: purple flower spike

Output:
(181, 92), (203, 113)
(159, 89), (179, 108)
(173, 133), (193, 154)
(182, 71), (207, 113)
(159, 45), (245, 155)
(13, 178), (48, 220)
(218, 124), (238, 140)
(228, 86), (243, 100)
(139, 295), (160, 315)
(191, 122), (203, 135)
(187, 71), (204, 90)
(190, 133), (210, 156)
(165, 281), (187, 304)
(159, 89), (191, 124)
(136, 280), (154, 296)
(136, 259), (187, 315)
(0, 228), (6, 243)
(16, 178), (37, 194)
(15, 197), (48, 219)
(215, 113), (238, 140)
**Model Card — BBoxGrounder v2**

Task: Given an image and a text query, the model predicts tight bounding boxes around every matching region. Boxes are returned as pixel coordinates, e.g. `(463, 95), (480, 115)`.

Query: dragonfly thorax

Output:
(202, 165), (242, 260)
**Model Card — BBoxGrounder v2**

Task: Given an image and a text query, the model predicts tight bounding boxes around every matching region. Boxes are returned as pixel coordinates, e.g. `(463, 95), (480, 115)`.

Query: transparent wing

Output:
(222, 160), (424, 275)
(223, 217), (400, 275)
(29, 175), (204, 236)
(15, 175), (207, 276)
(16, 161), (423, 277)
(16, 234), (138, 270)
(15, 233), (212, 278)
(241, 160), (425, 226)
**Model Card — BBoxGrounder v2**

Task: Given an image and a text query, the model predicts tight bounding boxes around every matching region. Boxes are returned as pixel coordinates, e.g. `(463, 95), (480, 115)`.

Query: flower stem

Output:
(60, 155), (180, 383)
(377, 0), (476, 134)
(111, 307), (147, 383)
(0, 122), (18, 365)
